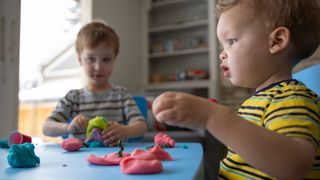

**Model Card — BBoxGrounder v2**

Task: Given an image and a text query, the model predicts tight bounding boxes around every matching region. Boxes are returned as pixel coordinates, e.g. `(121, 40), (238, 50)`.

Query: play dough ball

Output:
(86, 116), (109, 138)
(61, 138), (83, 151)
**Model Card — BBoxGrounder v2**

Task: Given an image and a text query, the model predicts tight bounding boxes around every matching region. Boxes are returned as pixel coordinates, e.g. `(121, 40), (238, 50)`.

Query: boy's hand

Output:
(152, 92), (215, 129)
(67, 114), (89, 134)
(102, 122), (127, 147)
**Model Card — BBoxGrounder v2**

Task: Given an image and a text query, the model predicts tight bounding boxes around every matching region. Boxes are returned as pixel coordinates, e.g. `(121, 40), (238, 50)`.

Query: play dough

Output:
(7, 143), (40, 168)
(148, 145), (173, 161)
(61, 138), (83, 151)
(0, 138), (9, 148)
(154, 132), (175, 147)
(86, 116), (108, 138)
(85, 116), (109, 146)
(87, 152), (130, 165)
(120, 149), (163, 174)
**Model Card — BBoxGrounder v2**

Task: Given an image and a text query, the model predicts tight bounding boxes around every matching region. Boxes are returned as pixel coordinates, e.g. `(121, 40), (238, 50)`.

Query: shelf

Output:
(149, 19), (208, 33)
(144, 0), (217, 98)
(149, 47), (208, 59)
(151, 0), (202, 9)
(146, 80), (211, 90)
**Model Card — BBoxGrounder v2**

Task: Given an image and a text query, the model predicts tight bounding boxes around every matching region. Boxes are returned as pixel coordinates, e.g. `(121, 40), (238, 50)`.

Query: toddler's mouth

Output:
(220, 65), (230, 77)
(220, 65), (229, 72)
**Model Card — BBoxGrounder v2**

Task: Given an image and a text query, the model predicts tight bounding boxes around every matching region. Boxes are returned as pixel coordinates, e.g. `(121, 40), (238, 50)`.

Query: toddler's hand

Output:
(152, 92), (215, 129)
(102, 122), (127, 147)
(67, 114), (89, 134)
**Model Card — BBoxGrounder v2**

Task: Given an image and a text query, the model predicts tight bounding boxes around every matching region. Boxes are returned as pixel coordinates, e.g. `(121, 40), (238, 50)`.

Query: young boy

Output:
(43, 21), (147, 147)
(152, 0), (320, 179)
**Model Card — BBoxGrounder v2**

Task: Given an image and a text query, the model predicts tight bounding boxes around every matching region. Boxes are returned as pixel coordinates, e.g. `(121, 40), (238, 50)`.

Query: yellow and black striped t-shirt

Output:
(219, 80), (320, 179)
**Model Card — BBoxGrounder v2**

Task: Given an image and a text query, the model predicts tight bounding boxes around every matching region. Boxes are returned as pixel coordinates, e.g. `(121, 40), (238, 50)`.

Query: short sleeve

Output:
(47, 90), (75, 123)
(264, 91), (320, 148)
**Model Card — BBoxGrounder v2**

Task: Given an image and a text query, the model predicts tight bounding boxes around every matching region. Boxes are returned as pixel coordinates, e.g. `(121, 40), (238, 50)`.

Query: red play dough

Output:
(154, 132), (175, 147)
(87, 152), (130, 165)
(148, 145), (173, 161)
(61, 138), (83, 151)
(120, 149), (163, 174)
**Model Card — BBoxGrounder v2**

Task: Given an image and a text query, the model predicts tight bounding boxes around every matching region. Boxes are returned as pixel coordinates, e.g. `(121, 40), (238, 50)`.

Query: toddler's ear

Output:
(269, 27), (290, 54)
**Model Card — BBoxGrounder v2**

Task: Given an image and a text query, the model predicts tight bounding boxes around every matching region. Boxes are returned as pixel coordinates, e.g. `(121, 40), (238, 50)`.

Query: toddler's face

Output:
(216, 3), (274, 89)
(79, 42), (116, 91)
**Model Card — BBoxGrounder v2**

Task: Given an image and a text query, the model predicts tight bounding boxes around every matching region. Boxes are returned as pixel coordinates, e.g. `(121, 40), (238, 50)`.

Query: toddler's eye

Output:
(228, 39), (237, 46)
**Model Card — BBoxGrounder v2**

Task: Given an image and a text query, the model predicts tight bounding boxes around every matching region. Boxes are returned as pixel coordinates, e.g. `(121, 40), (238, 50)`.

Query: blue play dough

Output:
(7, 143), (40, 168)
(0, 138), (9, 148)
(88, 140), (104, 147)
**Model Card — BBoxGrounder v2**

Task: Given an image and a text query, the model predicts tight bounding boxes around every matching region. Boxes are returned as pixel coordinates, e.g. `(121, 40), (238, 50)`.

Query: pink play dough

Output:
(154, 132), (175, 147)
(61, 138), (83, 151)
(120, 149), (163, 174)
(87, 152), (130, 165)
(148, 145), (173, 161)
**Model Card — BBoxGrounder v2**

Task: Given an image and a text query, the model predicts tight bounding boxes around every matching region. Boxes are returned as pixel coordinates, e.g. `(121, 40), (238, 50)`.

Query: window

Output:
(19, 0), (86, 142)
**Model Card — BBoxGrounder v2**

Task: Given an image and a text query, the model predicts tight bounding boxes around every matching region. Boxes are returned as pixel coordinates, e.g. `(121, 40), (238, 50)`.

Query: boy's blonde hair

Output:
(216, 0), (320, 61)
(76, 20), (120, 56)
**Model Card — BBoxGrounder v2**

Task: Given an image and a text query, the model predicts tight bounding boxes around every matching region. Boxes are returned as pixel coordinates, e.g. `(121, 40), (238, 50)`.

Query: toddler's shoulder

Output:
(280, 80), (318, 100)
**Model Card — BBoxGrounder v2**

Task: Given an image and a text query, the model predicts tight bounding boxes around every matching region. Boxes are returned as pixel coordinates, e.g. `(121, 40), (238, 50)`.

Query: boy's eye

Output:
(86, 57), (95, 64)
(102, 58), (112, 64)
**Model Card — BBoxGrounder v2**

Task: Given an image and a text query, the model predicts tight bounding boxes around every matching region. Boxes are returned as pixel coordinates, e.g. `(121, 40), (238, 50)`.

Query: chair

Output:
(128, 96), (148, 142)
(293, 64), (320, 95)
(132, 96), (148, 119)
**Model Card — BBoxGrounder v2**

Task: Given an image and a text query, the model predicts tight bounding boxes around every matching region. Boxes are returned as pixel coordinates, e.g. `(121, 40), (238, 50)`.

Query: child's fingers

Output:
(102, 126), (117, 139)
(104, 133), (121, 146)
(155, 108), (176, 124)
(152, 95), (175, 116)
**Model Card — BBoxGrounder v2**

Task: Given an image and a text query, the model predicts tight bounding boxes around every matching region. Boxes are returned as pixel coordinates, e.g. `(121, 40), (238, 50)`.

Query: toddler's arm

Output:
(152, 91), (315, 179)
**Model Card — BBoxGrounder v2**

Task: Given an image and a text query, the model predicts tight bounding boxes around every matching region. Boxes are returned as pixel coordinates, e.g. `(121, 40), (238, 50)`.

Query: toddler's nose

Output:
(219, 51), (227, 61)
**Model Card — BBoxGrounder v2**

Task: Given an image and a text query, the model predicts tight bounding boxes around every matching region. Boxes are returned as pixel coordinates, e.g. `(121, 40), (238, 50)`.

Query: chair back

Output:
(293, 64), (320, 95)
(132, 96), (148, 119)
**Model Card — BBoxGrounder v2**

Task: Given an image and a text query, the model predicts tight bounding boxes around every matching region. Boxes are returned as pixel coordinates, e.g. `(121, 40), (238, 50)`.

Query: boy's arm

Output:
(43, 90), (75, 137)
(42, 119), (69, 137)
(126, 120), (147, 137)
(43, 114), (89, 137)
(102, 120), (147, 146)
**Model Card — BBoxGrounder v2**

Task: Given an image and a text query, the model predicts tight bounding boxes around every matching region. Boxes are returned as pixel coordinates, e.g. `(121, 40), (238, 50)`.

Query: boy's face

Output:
(78, 42), (116, 91)
(217, 3), (276, 89)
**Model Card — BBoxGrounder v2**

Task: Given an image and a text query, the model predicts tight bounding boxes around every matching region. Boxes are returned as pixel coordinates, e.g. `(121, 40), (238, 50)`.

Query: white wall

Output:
(92, 0), (144, 93)
(0, 0), (20, 137)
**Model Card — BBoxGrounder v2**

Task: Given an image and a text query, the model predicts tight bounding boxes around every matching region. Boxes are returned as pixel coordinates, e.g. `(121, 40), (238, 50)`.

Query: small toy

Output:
(118, 140), (124, 157)
(85, 116), (108, 145)
(7, 130), (32, 147)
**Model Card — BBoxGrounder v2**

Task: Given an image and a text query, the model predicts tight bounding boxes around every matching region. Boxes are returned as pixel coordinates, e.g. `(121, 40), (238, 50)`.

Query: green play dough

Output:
(7, 143), (40, 168)
(86, 116), (108, 138)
